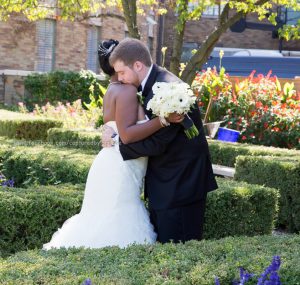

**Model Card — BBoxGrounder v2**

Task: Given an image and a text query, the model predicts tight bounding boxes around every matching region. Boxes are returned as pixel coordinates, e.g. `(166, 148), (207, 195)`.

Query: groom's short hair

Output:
(109, 38), (152, 67)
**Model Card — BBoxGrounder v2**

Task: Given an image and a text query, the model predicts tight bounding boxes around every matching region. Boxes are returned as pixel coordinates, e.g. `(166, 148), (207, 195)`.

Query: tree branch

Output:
(181, 0), (270, 85)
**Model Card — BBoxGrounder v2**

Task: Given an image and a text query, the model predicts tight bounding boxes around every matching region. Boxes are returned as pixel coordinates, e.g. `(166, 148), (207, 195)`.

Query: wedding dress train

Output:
(43, 121), (156, 249)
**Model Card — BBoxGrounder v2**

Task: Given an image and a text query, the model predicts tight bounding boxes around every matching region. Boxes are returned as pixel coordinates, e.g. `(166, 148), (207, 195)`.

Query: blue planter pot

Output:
(217, 127), (240, 142)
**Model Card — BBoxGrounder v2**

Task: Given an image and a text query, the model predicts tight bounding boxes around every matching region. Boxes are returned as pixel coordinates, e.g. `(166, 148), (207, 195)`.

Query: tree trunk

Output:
(121, 0), (140, 39)
(170, 26), (186, 75)
(169, 0), (189, 76)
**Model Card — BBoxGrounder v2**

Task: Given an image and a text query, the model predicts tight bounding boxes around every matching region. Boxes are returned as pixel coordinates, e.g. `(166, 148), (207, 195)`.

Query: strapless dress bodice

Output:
(105, 118), (149, 135)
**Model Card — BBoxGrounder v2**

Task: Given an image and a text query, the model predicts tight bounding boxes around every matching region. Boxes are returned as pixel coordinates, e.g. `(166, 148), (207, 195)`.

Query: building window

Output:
(202, 4), (224, 18)
(36, 19), (56, 72)
(181, 42), (198, 62)
(87, 26), (101, 73)
(187, 3), (224, 17)
(285, 8), (300, 25)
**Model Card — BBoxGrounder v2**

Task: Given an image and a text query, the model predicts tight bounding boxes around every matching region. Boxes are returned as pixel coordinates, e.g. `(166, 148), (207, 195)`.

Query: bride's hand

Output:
(166, 113), (184, 123)
(101, 125), (116, 148)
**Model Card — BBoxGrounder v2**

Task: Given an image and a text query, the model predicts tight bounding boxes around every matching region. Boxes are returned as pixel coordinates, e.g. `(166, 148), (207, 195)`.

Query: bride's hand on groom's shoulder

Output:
(101, 125), (116, 148)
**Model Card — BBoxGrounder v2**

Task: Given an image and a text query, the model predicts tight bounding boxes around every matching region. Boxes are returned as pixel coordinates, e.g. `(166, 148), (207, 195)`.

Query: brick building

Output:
(0, 12), (158, 73)
(0, 10), (158, 104)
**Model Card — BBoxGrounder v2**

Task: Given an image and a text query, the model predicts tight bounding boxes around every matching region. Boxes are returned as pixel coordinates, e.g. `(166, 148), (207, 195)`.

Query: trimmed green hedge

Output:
(0, 235), (299, 284)
(0, 184), (83, 257)
(47, 128), (101, 151)
(203, 178), (279, 239)
(235, 155), (300, 233)
(0, 178), (279, 257)
(208, 139), (300, 167)
(0, 137), (95, 187)
(0, 110), (63, 141)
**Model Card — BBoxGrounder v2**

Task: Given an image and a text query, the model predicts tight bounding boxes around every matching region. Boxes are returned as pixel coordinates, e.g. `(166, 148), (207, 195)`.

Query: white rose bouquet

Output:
(147, 81), (199, 139)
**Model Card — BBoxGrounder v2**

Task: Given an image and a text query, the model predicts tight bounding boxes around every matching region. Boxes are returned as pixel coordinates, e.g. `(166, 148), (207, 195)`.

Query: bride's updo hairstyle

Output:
(98, 39), (119, 76)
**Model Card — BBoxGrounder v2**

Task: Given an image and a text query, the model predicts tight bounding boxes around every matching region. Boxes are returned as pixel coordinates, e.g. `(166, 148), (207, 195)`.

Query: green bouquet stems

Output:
(181, 115), (199, 139)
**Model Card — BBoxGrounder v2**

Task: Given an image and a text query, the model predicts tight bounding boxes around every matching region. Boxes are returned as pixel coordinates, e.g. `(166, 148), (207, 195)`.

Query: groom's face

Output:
(113, 60), (140, 87)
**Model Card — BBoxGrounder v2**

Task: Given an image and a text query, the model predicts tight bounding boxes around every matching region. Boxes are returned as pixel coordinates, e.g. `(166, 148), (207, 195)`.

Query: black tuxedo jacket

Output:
(119, 64), (218, 210)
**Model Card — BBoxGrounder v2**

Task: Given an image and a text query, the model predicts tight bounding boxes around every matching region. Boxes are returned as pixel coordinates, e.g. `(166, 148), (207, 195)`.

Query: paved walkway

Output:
(212, 164), (235, 178)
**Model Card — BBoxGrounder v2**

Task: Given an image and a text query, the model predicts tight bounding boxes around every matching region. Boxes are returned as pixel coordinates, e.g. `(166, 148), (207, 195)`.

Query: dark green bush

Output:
(0, 120), (63, 141)
(24, 70), (108, 108)
(203, 178), (279, 239)
(235, 155), (300, 233)
(0, 110), (63, 141)
(0, 103), (19, 112)
(0, 178), (279, 257)
(47, 128), (101, 151)
(0, 235), (299, 284)
(0, 184), (83, 257)
(208, 139), (300, 167)
(0, 137), (94, 187)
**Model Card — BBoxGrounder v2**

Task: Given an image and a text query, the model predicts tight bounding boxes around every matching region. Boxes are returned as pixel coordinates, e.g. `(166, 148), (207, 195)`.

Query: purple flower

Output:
(269, 272), (281, 285)
(257, 256), (281, 285)
(215, 256), (281, 285)
(0, 171), (14, 188)
(82, 278), (92, 285)
(6, 179), (14, 187)
(238, 267), (254, 285)
(0, 179), (14, 188)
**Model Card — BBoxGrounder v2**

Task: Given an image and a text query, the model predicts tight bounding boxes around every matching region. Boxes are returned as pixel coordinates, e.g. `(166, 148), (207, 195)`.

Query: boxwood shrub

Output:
(0, 110), (63, 141)
(0, 178), (279, 257)
(235, 155), (300, 233)
(208, 139), (300, 167)
(203, 178), (279, 239)
(47, 128), (101, 151)
(0, 137), (95, 187)
(0, 184), (84, 257)
(0, 235), (299, 284)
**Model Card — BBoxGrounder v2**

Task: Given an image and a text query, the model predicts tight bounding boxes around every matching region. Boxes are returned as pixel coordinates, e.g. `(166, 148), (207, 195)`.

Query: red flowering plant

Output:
(223, 71), (300, 149)
(192, 66), (232, 123)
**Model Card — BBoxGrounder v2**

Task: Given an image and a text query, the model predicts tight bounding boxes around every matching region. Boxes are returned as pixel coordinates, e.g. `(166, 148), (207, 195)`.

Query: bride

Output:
(43, 39), (181, 249)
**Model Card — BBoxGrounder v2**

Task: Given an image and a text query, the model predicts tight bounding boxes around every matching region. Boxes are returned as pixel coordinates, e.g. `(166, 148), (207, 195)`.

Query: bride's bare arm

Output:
(115, 85), (163, 144)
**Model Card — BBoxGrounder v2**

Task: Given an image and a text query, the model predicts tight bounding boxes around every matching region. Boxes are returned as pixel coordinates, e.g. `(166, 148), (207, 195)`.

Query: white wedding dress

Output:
(43, 121), (157, 250)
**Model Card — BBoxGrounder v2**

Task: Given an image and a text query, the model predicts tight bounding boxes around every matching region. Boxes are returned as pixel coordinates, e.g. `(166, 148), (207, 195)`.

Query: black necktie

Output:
(137, 85), (142, 92)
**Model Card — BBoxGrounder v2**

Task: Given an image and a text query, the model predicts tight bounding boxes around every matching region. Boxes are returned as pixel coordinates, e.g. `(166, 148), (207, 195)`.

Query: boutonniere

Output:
(137, 91), (144, 105)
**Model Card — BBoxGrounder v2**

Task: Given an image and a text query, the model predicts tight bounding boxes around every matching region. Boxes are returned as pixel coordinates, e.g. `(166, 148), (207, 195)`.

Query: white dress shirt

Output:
(140, 64), (153, 91)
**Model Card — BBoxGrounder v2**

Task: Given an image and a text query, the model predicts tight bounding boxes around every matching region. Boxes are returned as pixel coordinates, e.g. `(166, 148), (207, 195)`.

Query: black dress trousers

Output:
(149, 197), (207, 243)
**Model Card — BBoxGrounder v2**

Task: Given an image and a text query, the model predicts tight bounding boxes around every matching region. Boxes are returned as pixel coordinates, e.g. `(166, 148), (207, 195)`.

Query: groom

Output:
(105, 38), (217, 243)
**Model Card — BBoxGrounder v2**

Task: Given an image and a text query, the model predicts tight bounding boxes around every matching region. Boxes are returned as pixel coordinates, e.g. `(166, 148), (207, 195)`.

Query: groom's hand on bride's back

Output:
(101, 125), (116, 148)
